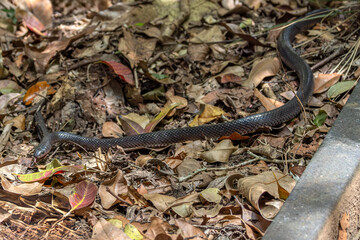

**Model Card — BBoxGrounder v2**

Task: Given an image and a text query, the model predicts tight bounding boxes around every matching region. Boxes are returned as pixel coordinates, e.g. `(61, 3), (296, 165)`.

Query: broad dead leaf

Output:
(144, 217), (173, 239)
(99, 170), (129, 209)
(143, 193), (176, 212)
(238, 170), (296, 220)
(23, 81), (56, 105)
(201, 139), (238, 163)
(199, 188), (222, 203)
(92, 218), (131, 240)
(4, 114), (26, 131)
(175, 219), (206, 240)
(314, 73), (342, 94)
(102, 122), (124, 138)
(1, 175), (42, 196)
(241, 57), (281, 89)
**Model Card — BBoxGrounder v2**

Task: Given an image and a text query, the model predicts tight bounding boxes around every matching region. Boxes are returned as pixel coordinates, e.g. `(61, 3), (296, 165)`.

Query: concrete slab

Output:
(263, 83), (360, 240)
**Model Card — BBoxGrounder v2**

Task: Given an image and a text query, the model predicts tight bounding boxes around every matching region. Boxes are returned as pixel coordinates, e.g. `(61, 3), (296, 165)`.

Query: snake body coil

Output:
(34, 10), (328, 159)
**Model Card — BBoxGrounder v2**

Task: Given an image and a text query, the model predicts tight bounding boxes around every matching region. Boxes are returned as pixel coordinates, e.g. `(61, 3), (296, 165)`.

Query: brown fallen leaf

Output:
(144, 217), (174, 240)
(175, 219), (206, 240)
(24, 26), (96, 73)
(199, 188), (222, 203)
(0, 175), (43, 196)
(118, 28), (157, 68)
(241, 57), (281, 89)
(254, 88), (284, 111)
(102, 122), (124, 138)
(92, 218), (131, 240)
(201, 139), (238, 163)
(314, 73), (342, 94)
(4, 114), (26, 131)
(143, 193), (176, 212)
(238, 170), (296, 220)
(99, 170), (130, 209)
(23, 81), (56, 105)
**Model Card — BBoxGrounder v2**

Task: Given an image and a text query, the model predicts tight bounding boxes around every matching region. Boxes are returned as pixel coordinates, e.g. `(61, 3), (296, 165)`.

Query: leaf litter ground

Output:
(0, 0), (359, 239)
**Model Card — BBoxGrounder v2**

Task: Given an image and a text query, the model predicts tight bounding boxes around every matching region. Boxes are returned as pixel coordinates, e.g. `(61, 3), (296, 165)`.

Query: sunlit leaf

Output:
(199, 188), (222, 203)
(145, 102), (180, 132)
(15, 165), (84, 183)
(23, 81), (56, 105)
(124, 224), (143, 240)
(69, 180), (98, 211)
(99, 61), (134, 85)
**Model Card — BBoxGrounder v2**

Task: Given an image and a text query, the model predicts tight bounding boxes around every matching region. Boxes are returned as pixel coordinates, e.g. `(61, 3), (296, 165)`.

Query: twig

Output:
(106, 187), (131, 206)
(246, 151), (301, 164)
(311, 47), (346, 71)
(176, 158), (259, 183)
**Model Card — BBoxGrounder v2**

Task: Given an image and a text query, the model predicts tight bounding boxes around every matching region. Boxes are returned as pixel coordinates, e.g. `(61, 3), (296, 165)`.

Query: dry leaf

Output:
(241, 57), (280, 89)
(99, 170), (129, 209)
(254, 88), (284, 111)
(92, 218), (131, 240)
(314, 73), (342, 94)
(189, 104), (229, 127)
(238, 170), (296, 220)
(201, 139), (238, 163)
(143, 193), (176, 212)
(1, 175), (42, 196)
(102, 122), (124, 138)
(175, 219), (206, 240)
(4, 114), (25, 131)
(199, 188), (222, 203)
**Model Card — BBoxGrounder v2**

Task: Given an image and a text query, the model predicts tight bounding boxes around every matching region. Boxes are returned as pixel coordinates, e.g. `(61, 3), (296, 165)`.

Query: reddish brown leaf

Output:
(99, 61), (134, 85)
(221, 73), (242, 84)
(219, 132), (250, 141)
(23, 81), (56, 105)
(69, 180), (98, 211)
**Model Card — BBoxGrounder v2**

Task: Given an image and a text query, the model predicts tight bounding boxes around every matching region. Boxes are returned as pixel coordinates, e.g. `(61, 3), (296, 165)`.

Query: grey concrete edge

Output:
(263, 82), (360, 240)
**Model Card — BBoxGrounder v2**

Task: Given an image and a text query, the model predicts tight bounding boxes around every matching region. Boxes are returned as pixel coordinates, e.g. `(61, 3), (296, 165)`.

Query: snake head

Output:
(34, 135), (52, 159)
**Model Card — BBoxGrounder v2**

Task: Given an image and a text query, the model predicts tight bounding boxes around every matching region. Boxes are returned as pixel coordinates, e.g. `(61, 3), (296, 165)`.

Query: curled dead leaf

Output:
(254, 88), (284, 111)
(238, 170), (296, 220)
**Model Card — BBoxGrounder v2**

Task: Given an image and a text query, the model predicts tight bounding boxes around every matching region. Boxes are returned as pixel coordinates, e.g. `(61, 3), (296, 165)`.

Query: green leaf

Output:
(151, 73), (168, 80)
(313, 110), (328, 127)
(15, 163), (84, 183)
(135, 22), (144, 27)
(327, 80), (356, 98)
